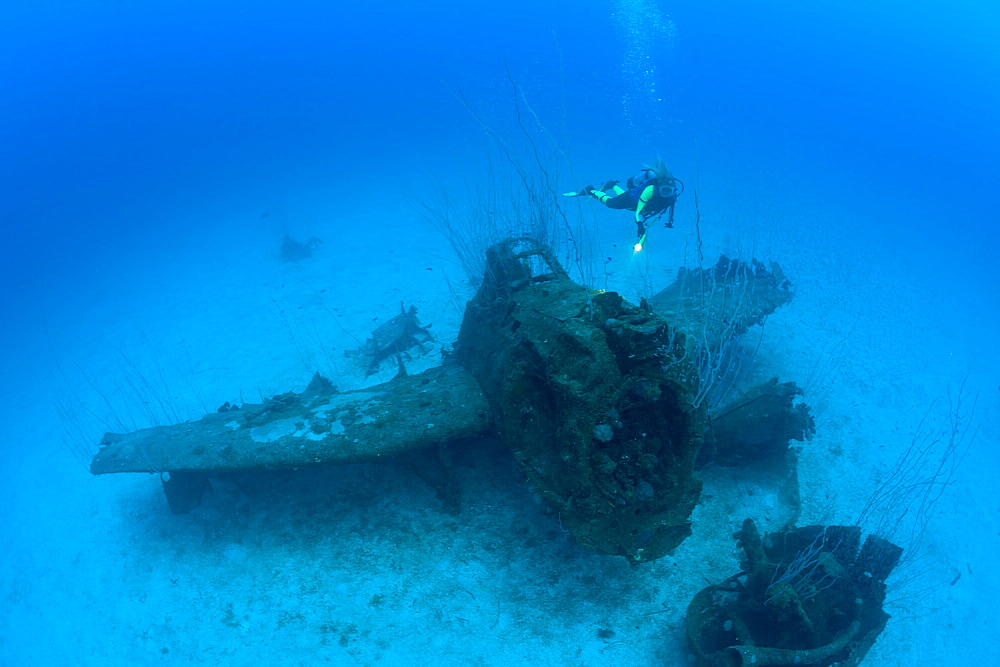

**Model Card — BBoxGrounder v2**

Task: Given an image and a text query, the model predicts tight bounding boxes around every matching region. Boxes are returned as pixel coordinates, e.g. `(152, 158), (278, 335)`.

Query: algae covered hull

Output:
(91, 364), (491, 475)
(90, 237), (802, 563)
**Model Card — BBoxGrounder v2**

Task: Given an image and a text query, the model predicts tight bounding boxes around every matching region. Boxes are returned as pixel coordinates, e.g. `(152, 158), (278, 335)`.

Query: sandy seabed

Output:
(1, 157), (997, 666)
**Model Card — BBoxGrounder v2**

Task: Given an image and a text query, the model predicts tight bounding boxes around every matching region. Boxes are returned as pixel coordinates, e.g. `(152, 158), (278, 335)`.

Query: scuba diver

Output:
(565, 158), (683, 251)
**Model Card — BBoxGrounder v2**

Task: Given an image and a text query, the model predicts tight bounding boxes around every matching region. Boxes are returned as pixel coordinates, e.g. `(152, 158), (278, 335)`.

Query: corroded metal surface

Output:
(456, 238), (707, 562)
(91, 365), (490, 475)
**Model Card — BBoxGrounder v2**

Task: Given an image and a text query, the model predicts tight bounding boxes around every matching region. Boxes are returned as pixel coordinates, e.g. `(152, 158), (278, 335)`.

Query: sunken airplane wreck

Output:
(92, 237), (811, 562)
(92, 237), (905, 664)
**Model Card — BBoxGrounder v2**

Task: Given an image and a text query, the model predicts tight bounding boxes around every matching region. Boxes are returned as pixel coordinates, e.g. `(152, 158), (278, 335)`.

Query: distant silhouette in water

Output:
(280, 234), (323, 262)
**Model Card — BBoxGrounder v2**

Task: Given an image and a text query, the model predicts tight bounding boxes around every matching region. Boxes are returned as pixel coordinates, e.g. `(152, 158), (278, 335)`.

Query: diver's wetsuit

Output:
(591, 179), (677, 238)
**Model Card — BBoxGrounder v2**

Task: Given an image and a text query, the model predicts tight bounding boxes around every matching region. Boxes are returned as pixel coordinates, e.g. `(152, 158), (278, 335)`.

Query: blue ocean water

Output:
(1, 1), (997, 664)
(3, 1), (997, 316)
